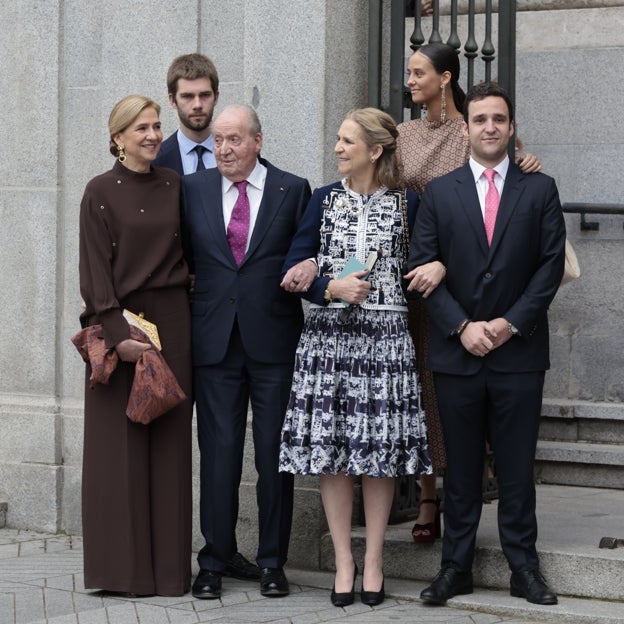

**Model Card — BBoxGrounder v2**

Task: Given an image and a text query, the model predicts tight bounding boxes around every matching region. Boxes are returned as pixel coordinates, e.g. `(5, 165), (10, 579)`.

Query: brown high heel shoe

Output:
(411, 498), (441, 544)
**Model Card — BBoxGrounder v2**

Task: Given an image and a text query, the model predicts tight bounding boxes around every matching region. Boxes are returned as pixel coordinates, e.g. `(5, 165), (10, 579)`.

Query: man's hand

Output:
(459, 321), (496, 357)
(485, 317), (513, 350)
(281, 259), (317, 292)
(405, 261), (446, 298)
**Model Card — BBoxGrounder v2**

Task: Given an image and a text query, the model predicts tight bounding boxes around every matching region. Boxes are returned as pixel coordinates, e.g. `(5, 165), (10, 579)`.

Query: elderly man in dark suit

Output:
(154, 54), (264, 583)
(407, 82), (565, 607)
(182, 104), (311, 599)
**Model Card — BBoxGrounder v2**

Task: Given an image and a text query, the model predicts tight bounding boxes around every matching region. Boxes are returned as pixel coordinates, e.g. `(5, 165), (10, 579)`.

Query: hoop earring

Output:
(117, 145), (126, 163)
(440, 83), (447, 123)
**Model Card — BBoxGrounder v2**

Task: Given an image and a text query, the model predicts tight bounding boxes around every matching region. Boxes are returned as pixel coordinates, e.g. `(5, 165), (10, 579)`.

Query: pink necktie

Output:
(227, 180), (250, 265)
(483, 169), (500, 246)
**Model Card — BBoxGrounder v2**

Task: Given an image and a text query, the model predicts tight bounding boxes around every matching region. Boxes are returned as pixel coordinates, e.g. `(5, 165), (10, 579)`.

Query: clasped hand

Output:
(460, 317), (512, 357)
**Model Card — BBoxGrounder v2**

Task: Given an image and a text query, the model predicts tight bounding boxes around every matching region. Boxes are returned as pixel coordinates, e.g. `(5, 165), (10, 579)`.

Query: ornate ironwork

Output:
(386, 1), (518, 125)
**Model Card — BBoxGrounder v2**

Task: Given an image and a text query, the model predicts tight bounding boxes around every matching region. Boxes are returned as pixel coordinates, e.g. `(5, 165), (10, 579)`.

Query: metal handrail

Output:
(562, 203), (624, 231)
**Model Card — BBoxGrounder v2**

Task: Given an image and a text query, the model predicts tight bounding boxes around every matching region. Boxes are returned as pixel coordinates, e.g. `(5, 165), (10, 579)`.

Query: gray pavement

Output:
(1, 484), (624, 623)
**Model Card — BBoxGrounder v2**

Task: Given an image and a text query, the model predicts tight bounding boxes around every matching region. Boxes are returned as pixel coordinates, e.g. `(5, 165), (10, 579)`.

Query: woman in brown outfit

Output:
(78, 95), (192, 596)
(400, 43), (541, 543)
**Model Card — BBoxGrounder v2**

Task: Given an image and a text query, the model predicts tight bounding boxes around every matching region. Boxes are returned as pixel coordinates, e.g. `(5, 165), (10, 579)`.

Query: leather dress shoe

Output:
(260, 567), (289, 597)
(192, 569), (222, 599)
(510, 569), (558, 605)
(223, 552), (261, 580)
(420, 566), (473, 605)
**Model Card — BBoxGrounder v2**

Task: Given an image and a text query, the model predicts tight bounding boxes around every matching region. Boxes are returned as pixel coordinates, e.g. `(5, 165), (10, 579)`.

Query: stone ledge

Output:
(542, 399), (624, 421)
(536, 440), (624, 465)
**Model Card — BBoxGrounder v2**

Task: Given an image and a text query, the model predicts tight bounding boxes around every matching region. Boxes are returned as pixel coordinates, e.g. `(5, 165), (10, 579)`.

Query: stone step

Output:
(291, 569), (624, 624)
(541, 399), (624, 445)
(320, 485), (624, 606)
(535, 440), (624, 489)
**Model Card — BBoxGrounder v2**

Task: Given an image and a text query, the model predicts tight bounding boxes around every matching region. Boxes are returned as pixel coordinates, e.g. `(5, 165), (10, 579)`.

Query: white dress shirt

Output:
(221, 160), (268, 252)
(176, 129), (217, 174)
(468, 155), (509, 219)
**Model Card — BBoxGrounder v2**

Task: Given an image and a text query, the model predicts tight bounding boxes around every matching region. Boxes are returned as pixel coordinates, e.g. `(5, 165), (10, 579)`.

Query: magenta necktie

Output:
(483, 169), (500, 246)
(227, 180), (250, 265)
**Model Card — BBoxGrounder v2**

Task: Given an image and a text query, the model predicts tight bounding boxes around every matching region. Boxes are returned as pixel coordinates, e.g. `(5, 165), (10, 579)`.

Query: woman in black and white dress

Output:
(279, 108), (438, 607)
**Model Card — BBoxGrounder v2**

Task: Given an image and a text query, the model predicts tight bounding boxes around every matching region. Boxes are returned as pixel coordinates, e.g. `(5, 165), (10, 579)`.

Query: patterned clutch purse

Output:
(122, 309), (162, 351)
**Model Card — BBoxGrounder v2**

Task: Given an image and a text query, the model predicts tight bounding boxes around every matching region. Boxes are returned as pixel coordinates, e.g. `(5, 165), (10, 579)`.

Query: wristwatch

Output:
(324, 285), (333, 303)
(507, 323), (520, 336)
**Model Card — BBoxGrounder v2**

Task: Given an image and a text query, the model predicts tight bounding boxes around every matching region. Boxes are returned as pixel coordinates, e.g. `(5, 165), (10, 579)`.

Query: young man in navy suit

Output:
(154, 53), (220, 174)
(407, 82), (565, 606)
(182, 105), (311, 599)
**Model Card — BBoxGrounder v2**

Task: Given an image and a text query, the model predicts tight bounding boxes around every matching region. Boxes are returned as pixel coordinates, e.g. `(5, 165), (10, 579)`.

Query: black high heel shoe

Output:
(361, 572), (385, 606)
(330, 563), (358, 607)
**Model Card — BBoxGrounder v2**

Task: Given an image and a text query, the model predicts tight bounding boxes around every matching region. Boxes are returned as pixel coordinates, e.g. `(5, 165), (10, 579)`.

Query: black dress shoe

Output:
(420, 566), (473, 605)
(330, 563), (358, 607)
(361, 574), (385, 606)
(260, 567), (289, 597)
(192, 569), (222, 599)
(510, 569), (558, 605)
(223, 552), (261, 580)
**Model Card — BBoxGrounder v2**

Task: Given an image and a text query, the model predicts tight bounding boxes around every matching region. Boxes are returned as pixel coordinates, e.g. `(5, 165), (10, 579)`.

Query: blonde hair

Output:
(108, 95), (161, 157)
(344, 107), (403, 190)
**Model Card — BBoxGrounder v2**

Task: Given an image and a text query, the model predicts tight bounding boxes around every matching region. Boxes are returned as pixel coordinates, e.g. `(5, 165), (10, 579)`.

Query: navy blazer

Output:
(181, 158), (311, 366)
(408, 162), (566, 376)
(153, 132), (184, 175)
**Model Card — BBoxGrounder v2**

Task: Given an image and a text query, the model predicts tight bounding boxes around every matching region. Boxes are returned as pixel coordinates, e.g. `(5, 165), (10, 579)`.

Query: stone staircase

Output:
(536, 399), (624, 489)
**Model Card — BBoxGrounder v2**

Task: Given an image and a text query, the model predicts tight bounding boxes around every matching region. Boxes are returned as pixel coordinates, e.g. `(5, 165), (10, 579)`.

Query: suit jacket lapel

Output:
(488, 163), (525, 256)
(196, 172), (234, 264)
(244, 162), (287, 263)
(454, 164), (490, 256)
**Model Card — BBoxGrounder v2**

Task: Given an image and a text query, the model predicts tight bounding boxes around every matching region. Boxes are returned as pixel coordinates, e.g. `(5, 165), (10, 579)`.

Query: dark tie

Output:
(227, 181), (250, 265)
(483, 169), (500, 246)
(194, 144), (206, 171)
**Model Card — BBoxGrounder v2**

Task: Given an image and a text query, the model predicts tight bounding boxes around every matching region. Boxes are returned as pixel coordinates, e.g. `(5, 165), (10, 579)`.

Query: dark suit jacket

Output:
(408, 161), (566, 376)
(153, 132), (184, 174)
(181, 157), (311, 366)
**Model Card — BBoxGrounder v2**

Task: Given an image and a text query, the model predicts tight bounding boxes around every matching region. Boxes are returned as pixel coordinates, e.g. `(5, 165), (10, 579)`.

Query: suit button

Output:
(484, 272), (492, 279)
(229, 297), (236, 304)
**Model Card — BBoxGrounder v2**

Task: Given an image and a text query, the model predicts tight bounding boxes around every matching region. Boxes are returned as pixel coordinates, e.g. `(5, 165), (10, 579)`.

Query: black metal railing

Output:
(563, 203), (624, 231)
(383, 0), (517, 123)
